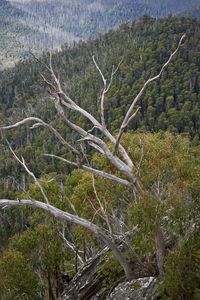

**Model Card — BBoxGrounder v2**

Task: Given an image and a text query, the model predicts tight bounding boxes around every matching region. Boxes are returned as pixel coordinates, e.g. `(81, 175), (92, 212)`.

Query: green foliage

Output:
(97, 252), (123, 289)
(25, 174), (67, 210)
(0, 14), (200, 298)
(0, 16), (200, 198)
(125, 132), (200, 256)
(158, 230), (200, 300)
(0, 177), (73, 299)
(64, 168), (130, 249)
(0, 250), (41, 299)
(0, 222), (69, 299)
(0, 132), (199, 297)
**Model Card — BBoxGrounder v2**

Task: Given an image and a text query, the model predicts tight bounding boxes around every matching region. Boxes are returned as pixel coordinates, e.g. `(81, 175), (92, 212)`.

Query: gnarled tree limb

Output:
(0, 199), (133, 279)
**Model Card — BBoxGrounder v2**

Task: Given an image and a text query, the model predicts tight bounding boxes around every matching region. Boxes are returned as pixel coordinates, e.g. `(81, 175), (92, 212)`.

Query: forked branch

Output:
(45, 55), (134, 169)
(92, 56), (123, 128)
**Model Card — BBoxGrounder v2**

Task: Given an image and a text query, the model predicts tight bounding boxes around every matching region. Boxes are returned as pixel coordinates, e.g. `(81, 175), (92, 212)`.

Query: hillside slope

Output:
(0, 16), (199, 299)
(9, 0), (200, 43)
(0, 16), (199, 194)
(1, 0), (200, 69)
(0, 0), (35, 69)
(181, 6), (200, 19)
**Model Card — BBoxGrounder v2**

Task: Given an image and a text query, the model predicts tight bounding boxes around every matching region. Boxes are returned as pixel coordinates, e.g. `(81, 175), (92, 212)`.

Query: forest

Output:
(0, 15), (199, 299)
(1, 0), (200, 69)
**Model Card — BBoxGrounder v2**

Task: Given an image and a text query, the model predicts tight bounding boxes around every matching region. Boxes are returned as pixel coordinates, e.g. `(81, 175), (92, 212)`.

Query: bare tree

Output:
(0, 34), (185, 279)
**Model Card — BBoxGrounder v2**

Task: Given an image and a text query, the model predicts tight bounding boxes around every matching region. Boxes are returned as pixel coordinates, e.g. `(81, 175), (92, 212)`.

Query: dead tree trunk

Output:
(0, 35), (185, 282)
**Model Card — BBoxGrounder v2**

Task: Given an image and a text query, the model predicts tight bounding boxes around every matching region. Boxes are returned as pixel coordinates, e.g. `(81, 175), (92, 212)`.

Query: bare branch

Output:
(47, 57), (133, 169)
(136, 138), (144, 177)
(44, 154), (131, 187)
(0, 199), (134, 279)
(0, 117), (43, 130)
(29, 50), (51, 73)
(92, 55), (106, 86)
(59, 228), (84, 264)
(8, 143), (49, 204)
(54, 99), (135, 181)
(113, 107), (141, 155)
(92, 55), (107, 127)
(124, 106), (141, 128)
(114, 34), (186, 152)
(0, 117), (80, 156)
(92, 175), (113, 236)
(88, 142), (105, 154)
(49, 51), (63, 92)
(105, 59), (123, 93)
(40, 73), (57, 92)
(92, 56), (123, 129)
(0, 199), (101, 232)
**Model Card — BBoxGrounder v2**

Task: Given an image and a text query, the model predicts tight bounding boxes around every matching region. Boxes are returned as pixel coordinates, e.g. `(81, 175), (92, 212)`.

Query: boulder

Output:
(107, 277), (156, 300)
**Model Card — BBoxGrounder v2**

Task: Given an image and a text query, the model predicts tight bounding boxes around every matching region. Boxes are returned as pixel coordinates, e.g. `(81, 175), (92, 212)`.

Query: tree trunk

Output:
(98, 231), (133, 279)
(154, 226), (165, 275)
(47, 272), (56, 300)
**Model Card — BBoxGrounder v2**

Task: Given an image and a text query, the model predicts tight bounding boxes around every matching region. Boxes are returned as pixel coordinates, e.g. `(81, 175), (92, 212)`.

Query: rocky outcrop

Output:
(58, 244), (158, 300)
(107, 277), (156, 300)
(58, 247), (109, 300)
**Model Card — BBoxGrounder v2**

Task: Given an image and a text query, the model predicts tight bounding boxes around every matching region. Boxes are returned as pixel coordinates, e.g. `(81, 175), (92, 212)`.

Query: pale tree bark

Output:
(0, 199), (133, 279)
(0, 34), (185, 279)
(59, 227), (84, 265)
(0, 34), (185, 189)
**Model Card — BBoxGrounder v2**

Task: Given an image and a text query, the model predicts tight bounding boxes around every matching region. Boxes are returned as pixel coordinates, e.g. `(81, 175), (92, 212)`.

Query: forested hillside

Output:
(0, 0), (36, 69)
(0, 16), (199, 299)
(0, 15), (200, 193)
(182, 6), (200, 19)
(1, 0), (200, 69)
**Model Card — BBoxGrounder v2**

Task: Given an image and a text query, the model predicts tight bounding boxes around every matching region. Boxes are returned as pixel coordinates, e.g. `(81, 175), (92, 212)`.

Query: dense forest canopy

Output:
(0, 0), (34, 69)
(1, 0), (200, 69)
(0, 13), (199, 300)
(0, 15), (200, 195)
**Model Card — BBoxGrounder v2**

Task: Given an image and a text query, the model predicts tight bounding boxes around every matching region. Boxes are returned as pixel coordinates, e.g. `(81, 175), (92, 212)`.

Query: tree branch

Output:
(59, 228), (84, 264)
(53, 98), (135, 181)
(46, 58), (134, 169)
(92, 55), (107, 128)
(0, 199), (133, 279)
(113, 34), (186, 153)
(44, 154), (131, 187)
(92, 175), (113, 236)
(8, 142), (49, 204)
(0, 117), (80, 156)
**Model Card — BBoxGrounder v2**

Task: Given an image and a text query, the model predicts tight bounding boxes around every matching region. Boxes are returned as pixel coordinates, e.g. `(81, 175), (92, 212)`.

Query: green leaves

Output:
(160, 231), (200, 300)
(0, 250), (41, 299)
(0, 223), (69, 299)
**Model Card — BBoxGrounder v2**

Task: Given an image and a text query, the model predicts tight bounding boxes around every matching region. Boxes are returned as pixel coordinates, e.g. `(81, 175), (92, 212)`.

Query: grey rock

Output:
(107, 277), (156, 300)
